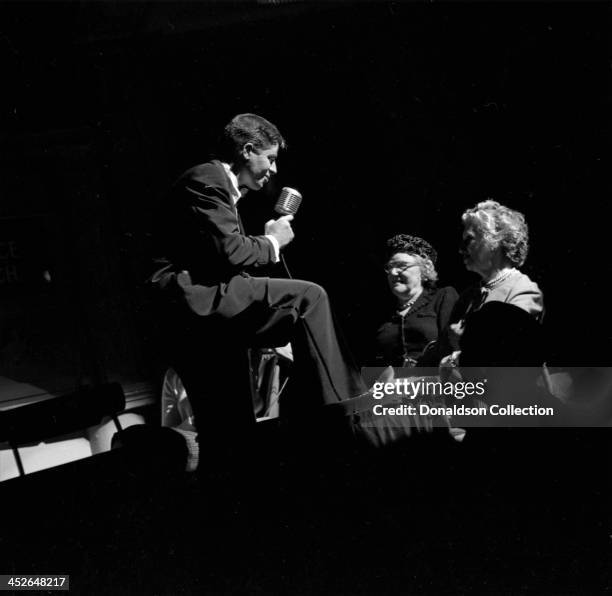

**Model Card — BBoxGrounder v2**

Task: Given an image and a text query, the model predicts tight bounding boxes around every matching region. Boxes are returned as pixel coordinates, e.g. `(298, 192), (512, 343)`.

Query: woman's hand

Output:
(447, 320), (465, 346)
(439, 350), (463, 383)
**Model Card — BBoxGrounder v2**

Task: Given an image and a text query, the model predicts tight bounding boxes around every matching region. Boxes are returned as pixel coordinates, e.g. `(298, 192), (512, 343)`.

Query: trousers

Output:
(161, 277), (366, 465)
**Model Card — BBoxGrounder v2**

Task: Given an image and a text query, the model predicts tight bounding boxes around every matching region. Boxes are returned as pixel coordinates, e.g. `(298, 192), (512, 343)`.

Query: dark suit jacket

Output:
(149, 160), (276, 319)
(374, 286), (459, 366)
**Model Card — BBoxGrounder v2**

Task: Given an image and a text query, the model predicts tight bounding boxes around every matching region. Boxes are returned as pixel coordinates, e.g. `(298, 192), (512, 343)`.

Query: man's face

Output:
(239, 143), (279, 191)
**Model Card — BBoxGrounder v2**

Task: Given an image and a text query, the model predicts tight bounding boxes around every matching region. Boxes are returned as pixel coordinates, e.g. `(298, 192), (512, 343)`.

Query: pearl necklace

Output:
(397, 295), (420, 313)
(483, 268), (516, 290)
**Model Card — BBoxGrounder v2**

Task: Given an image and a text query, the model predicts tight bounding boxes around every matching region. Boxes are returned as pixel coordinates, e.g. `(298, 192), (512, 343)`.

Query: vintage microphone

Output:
(274, 187), (303, 279)
(274, 187), (303, 217)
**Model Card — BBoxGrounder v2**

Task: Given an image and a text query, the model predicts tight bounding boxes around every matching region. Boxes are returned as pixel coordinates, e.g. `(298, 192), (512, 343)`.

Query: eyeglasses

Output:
(384, 263), (420, 274)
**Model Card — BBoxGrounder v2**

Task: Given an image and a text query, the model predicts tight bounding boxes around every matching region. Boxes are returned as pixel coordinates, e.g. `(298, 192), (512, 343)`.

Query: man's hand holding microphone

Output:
(265, 214), (294, 248)
(264, 187), (303, 248)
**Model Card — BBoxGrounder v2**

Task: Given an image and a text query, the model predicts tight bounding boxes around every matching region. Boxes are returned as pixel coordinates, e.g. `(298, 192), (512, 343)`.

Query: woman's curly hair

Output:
(462, 200), (529, 267)
(386, 234), (439, 288)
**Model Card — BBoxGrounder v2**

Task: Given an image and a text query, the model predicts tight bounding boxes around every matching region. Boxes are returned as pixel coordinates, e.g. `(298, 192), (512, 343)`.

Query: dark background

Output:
(0, 0), (610, 394)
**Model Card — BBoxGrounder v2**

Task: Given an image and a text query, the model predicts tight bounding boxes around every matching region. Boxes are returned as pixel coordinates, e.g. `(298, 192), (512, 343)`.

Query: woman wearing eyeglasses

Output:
(374, 234), (458, 367)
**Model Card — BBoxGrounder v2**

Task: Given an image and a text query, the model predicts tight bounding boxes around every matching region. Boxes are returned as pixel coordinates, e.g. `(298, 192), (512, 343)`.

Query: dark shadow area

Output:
(0, 424), (610, 594)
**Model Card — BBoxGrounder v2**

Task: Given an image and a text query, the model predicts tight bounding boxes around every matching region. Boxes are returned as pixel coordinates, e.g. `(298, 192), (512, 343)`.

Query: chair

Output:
(160, 345), (292, 471)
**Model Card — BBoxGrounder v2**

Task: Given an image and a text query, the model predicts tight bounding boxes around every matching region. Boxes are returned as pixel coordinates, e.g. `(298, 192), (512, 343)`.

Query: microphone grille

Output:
(275, 187), (303, 215)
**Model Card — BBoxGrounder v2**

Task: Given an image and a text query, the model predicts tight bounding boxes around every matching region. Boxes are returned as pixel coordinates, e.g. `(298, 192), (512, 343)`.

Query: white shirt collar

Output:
(221, 162), (242, 205)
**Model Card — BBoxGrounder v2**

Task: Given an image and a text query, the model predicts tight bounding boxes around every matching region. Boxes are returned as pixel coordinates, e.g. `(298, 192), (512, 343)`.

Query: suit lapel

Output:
(213, 159), (244, 233)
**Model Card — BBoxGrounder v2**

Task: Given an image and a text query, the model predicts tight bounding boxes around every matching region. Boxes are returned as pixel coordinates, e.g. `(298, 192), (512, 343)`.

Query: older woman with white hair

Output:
(441, 200), (544, 367)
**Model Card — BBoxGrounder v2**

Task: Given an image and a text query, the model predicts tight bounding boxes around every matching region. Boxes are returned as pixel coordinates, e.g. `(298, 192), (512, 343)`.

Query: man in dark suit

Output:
(150, 114), (366, 463)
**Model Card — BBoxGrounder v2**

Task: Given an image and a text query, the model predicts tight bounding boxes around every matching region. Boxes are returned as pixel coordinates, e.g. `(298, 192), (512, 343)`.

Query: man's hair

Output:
(218, 113), (286, 162)
(462, 200), (529, 267)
